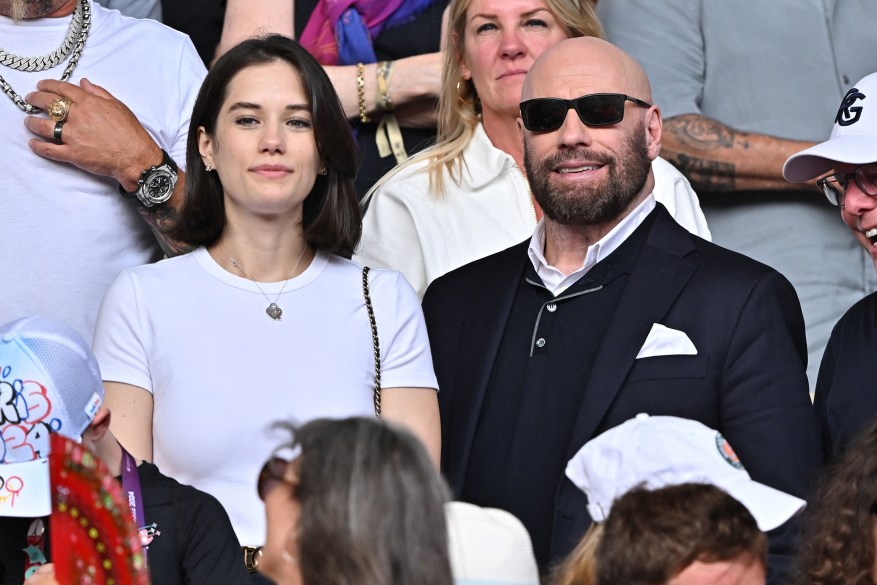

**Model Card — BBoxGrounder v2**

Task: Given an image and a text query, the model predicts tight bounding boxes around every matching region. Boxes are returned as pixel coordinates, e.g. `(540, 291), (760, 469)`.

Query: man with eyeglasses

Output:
(784, 72), (877, 461)
(422, 37), (821, 581)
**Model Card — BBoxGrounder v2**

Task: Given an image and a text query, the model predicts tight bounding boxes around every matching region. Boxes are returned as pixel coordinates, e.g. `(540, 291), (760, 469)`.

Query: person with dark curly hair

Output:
(795, 418), (877, 585)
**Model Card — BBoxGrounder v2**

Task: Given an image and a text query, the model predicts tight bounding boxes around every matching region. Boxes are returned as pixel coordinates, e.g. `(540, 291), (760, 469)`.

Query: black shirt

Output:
(815, 290), (877, 459)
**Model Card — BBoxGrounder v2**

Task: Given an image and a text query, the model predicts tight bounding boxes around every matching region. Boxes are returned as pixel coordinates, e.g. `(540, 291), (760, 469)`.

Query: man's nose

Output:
(843, 180), (877, 215)
(555, 107), (593, 148)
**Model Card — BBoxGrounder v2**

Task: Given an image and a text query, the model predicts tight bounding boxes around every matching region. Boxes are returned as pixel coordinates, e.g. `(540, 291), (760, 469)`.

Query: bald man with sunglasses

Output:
(422, 37), (821, 582)
(785, 72), (877, 462)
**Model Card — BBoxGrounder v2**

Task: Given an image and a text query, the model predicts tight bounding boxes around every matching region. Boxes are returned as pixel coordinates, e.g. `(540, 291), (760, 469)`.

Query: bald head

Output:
(522, 37), (653, 103)
(517, 36), (661, 236)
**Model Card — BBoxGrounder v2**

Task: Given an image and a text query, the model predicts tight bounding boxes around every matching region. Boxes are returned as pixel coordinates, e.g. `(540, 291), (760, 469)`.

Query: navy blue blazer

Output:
(423, 205), (823, 578)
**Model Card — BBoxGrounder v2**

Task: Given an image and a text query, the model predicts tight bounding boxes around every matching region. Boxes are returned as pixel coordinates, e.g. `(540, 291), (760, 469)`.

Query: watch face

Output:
(142, 165), (177, 205)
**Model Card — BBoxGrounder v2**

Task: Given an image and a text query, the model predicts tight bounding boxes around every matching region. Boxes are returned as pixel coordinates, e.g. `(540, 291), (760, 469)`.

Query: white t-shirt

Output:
(355, 123), (711, 298)
(92, 247), (438, 544)
(0, 2), (205, 342)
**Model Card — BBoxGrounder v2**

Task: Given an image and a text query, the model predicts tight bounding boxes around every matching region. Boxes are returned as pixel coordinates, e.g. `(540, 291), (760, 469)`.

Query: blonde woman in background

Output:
(354, 0), (710, 298)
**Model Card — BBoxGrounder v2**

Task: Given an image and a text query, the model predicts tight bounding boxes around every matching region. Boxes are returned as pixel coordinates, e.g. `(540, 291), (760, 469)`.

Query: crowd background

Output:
(3, 1), (877, 585)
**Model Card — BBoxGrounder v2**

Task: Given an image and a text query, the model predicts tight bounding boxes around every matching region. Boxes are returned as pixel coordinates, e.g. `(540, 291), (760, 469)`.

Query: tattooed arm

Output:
(662, 114), (820, 193)
(596, 0), (822, 195)
(25, 78), (195, 257)
(131, 168), (194, 257)
(112, 138), (193, 257)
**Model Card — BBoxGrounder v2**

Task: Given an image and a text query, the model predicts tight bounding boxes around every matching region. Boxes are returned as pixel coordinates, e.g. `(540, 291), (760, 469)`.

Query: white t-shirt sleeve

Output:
(368, 269), (439, 391)
(167, 39), (207, 169)
(92, 270), (154, 393)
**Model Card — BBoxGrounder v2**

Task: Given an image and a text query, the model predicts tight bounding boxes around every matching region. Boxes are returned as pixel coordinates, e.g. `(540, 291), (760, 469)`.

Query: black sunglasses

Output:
(257, 456), (297, 501)
(520, 93), (652, 132)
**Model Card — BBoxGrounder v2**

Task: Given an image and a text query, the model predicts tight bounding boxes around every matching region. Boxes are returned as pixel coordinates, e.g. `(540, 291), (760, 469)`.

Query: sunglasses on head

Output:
(519, 93), (652, 132)
(257, 456), (297, 501)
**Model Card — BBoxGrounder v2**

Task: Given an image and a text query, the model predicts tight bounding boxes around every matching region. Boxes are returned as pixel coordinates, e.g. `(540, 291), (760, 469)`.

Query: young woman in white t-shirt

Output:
(93, 35), (440, 554)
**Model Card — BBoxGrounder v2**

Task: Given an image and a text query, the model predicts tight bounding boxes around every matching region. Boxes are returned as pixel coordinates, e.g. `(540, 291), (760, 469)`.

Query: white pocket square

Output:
(635, 323), (697, 359)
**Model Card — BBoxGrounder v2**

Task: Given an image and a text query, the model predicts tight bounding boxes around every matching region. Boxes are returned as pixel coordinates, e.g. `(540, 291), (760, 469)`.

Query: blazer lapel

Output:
(445, 241), (529, 492)
(564, 209), (699, 459)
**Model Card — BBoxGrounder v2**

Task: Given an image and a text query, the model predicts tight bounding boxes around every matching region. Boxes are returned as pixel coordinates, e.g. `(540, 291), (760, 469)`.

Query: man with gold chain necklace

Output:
(0, 0), (205, 344)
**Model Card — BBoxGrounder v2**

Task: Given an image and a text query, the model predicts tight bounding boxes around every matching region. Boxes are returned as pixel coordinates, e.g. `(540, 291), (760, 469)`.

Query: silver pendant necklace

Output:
(0, 0), (91, 114)
(219, 240), (309, 321)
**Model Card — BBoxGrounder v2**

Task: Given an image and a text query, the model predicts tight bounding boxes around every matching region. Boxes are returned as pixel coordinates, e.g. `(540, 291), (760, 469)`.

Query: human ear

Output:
(644, 106), (662, 161)
(198, 126), (216, 168)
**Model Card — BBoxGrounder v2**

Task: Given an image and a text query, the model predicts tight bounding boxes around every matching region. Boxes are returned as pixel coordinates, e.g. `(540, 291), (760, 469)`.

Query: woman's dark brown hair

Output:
(795, 419), (877, 585)
(170, 34), (361, 257)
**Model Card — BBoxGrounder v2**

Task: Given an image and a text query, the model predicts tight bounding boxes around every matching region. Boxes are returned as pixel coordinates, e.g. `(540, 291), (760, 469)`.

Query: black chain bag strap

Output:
(362, 267), (381, 417)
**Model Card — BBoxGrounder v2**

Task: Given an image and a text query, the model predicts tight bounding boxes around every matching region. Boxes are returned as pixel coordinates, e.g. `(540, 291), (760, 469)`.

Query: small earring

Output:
(205, 162), (213, 172)
(319, 167), (327, 176)
(456, 79), (471, 104)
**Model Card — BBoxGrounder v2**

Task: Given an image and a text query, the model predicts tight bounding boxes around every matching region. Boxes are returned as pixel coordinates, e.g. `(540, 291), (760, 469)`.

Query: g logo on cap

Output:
(836, 88), (867, 127)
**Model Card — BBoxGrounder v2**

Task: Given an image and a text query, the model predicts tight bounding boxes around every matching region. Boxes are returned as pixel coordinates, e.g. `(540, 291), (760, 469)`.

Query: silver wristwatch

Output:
(122, 149), (178, 207)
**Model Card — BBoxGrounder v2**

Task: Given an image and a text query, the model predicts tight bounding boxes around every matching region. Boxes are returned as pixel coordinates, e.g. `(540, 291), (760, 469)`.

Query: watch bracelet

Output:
(118, 149), (177, 206)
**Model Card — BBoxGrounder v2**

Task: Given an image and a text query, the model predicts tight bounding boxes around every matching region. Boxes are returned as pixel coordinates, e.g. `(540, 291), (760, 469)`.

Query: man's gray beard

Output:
(8, 0), (62, 21)
(9, 0), (27, 21)
(525, 125), (652, 227)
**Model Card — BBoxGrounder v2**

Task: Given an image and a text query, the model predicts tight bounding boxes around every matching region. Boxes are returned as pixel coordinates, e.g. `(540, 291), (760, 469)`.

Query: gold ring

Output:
(47, 97), (72, 123)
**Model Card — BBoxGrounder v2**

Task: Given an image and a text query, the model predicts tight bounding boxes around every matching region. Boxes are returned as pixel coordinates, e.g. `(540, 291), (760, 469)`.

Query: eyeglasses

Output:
(519, 93), (652, 132)
(816, 163), (877, 206)
(257, 456), (297, 501)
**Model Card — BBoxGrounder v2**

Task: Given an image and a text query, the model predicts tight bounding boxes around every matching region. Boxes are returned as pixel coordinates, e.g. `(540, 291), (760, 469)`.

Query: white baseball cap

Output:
(784, 72), (877, 182)
(565, 414), (806, 532)
(0, 316), (104, 517)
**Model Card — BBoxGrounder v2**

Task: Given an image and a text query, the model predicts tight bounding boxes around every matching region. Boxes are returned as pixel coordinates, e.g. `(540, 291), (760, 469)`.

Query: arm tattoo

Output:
(136, 204), (195, 257)
(670, 153), (736, 192)
(663, 115), (750, 192)
(665, 114), (743, 151)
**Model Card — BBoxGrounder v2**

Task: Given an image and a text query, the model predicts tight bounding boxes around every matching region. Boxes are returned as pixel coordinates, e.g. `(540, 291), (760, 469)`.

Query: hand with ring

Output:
(24, 78), (165, 188)
(47, 97), (72, 123)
